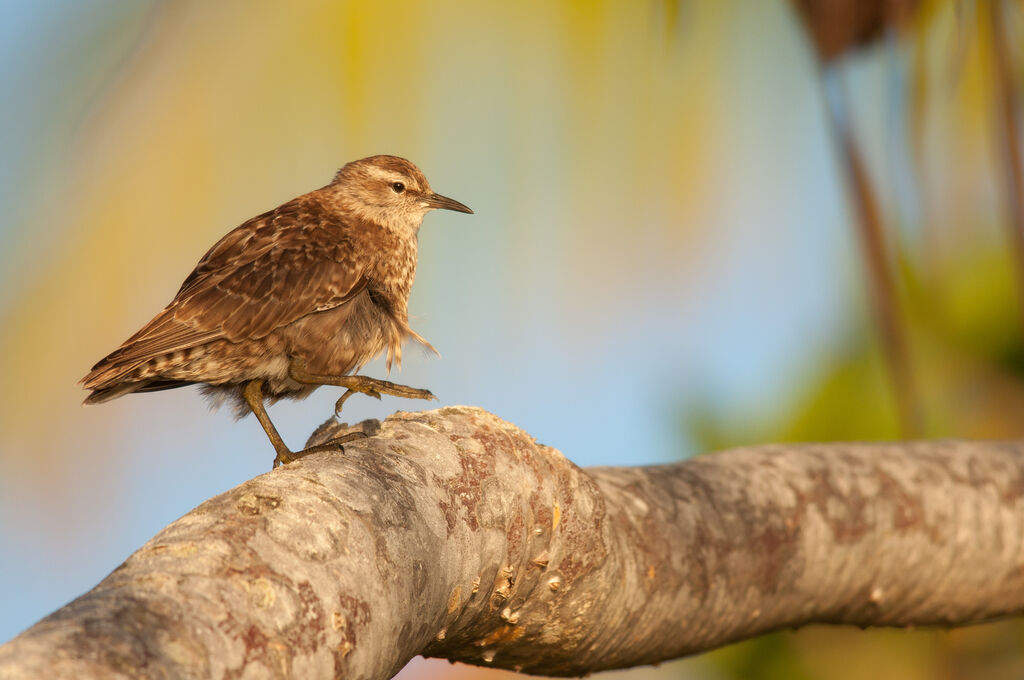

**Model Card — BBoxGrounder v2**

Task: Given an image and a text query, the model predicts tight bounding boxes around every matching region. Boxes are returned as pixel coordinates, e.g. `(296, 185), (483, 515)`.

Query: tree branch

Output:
(2, 407), (1024, 679)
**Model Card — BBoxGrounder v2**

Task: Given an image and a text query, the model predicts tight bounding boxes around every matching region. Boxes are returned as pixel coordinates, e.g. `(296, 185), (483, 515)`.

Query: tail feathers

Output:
(84, 381), (147, 405)
(82, 338), (212, 394)
(81, 359), (146, 392)
(84, 379), (195, 405)
(81, 344), (197, 397)
(81, 340), (196, 405)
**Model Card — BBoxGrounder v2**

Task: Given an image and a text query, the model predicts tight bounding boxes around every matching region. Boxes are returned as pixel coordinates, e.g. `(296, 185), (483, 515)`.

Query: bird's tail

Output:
(80, 349), (149, 403)
(81, 349), (194, 405)
(83, 382), (145, 405)
(83, 378), (195, 405)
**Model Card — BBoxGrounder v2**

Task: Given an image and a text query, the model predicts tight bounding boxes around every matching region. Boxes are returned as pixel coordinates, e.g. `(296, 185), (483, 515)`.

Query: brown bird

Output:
(81, 155), (472, 467)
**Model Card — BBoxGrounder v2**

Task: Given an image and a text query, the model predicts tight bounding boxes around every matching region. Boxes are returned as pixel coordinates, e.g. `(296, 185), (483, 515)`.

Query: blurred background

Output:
(2, 0), (1024, 677)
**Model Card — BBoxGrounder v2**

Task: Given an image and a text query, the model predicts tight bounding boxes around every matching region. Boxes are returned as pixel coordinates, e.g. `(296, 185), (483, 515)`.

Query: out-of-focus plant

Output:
(687, 1), (1024, 678)
(795, 0), (923, 436)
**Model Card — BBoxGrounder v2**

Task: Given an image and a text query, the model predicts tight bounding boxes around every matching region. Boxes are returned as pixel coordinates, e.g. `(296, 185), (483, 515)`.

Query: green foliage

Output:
(702, 632), (814, 680)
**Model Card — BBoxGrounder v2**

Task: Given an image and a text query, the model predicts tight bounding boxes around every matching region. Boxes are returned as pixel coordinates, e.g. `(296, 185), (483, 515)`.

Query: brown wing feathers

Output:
(173, 250), (364, 341)
(82, 198), (364, 398)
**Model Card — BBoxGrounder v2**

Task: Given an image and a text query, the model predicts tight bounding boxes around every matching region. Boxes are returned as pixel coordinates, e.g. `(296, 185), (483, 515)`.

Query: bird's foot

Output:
(334, 387), (377, 415)
(271, 432), (368, 469)
(333, 377), (435, 415)
(289, 364), (436, 414)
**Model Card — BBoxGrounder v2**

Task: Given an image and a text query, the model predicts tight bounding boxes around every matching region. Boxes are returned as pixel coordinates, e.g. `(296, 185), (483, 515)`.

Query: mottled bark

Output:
(2, 407), (1024, 680)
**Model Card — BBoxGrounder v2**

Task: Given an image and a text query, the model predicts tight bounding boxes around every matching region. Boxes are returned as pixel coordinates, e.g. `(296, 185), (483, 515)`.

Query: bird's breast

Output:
(369, 238), (417, 310)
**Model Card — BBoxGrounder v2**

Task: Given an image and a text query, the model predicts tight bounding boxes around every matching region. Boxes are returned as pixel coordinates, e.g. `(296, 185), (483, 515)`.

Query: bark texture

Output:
(2, 406), (1024, 679)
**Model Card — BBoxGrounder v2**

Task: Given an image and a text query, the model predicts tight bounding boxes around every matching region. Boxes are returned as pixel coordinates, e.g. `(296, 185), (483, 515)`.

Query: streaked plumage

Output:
(82, 155), (472, 463)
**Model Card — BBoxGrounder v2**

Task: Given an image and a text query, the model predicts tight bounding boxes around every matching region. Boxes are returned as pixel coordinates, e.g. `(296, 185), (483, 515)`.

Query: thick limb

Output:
(242, 380), (364, 469)
(287, 364), (436, 415)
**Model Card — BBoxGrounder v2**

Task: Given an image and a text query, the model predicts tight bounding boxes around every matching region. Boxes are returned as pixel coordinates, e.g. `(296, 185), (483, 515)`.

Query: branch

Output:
(2, 407), (1023, 679)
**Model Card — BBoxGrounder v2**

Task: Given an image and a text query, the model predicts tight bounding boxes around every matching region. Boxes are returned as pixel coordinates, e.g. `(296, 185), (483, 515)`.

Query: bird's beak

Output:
(424, 192), (473, 214)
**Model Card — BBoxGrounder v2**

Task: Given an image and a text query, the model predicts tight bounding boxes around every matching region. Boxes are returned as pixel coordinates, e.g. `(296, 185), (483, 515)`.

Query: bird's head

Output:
(331, 155), (472, 234)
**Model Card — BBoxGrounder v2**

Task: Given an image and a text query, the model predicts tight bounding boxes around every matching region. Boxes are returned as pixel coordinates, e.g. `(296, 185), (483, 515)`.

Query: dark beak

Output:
(425, 192), (473, 214)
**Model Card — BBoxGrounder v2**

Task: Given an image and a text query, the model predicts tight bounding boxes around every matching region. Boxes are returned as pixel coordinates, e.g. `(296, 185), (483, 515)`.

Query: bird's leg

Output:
(243, 380), (294, 467)
(243, 379), (366, 469)
(288, 364), (436, 415)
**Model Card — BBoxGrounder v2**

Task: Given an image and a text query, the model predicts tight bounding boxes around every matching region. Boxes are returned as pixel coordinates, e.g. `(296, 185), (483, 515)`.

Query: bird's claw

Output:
(334, 386), (385, 415)
(270, 431), (367, 470)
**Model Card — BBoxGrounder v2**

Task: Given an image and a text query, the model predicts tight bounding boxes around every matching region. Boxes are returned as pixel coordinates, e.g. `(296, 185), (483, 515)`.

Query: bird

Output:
(81, 155), (472, 467)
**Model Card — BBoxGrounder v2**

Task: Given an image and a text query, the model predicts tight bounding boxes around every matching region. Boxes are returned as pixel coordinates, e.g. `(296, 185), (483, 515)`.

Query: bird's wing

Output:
(83, 198), (366, 385)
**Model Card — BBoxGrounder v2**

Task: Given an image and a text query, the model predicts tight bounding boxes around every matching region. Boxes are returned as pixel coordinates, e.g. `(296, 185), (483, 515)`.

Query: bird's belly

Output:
(280, 297), (393, 379)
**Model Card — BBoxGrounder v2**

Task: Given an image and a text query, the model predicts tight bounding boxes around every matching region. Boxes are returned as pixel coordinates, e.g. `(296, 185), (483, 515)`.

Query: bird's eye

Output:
(391, 182), (406, 193)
